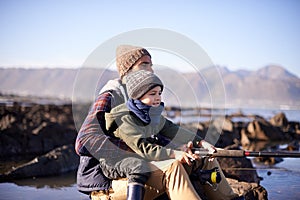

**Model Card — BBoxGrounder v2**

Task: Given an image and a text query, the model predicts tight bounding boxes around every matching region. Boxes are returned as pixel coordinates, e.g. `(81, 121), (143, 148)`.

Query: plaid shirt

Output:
(75, 92), (132, 160)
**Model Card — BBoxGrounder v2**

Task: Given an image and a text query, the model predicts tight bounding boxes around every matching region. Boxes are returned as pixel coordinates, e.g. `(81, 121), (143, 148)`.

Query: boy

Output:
(105, 70), (217, 200)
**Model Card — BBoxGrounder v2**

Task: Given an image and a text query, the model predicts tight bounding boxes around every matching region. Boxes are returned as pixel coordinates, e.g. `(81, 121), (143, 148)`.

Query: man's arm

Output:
(75, 91), (132, 160)
(75, 92), (112, 157)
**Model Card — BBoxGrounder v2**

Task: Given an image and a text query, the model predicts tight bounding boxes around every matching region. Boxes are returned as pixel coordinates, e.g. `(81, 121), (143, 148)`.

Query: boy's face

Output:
(140, 86), (162, 107)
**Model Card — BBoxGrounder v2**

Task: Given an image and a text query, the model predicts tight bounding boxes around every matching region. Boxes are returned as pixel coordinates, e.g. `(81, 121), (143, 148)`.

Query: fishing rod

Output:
(190, 149), (300, 186)
(192, 148), (300, 158)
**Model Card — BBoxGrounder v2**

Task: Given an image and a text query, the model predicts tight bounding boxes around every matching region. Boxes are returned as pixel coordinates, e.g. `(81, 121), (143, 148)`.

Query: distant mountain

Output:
(255, 65), (299, 80)
(0, 68), (118, 102)
(214, 65), (300, 109)
(0, 65), (299, 109)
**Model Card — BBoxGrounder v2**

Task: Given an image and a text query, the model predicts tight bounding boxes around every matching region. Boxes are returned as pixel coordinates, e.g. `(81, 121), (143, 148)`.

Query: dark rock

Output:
(246, 119), (289, 141)
(228, 178), (268, 200)
(0, 144), (79, 180)
(244, 185), (268, 200)
(253, 156), (283, 165)
(286, 121), (300, 140)
(269, 112), (288, 128)
(218, 147), (261, 183)
(240, 128), (251, 147)
(0, 103), (77, 157)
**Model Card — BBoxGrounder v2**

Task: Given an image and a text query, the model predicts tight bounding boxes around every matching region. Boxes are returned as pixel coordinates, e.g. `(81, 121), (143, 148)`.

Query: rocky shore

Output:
(1, 96), (299, 199)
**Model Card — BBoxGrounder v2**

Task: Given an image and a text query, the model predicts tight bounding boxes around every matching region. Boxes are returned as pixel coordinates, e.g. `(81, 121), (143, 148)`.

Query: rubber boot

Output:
(127, 184), (145, 200)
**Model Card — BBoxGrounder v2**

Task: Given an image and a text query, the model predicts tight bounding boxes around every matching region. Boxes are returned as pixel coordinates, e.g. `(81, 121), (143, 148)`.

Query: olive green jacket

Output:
(105, 103), (202, 161)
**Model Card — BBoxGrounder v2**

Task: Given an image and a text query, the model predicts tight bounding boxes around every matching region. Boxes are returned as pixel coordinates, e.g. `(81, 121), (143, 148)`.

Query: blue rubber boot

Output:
(127, 184), (145, 200)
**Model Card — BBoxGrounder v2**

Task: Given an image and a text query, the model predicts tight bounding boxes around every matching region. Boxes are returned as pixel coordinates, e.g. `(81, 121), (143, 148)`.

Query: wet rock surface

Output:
(0, 98), (85, 178)
(0, 102), (77, 157)
(1, 144), (78, 180)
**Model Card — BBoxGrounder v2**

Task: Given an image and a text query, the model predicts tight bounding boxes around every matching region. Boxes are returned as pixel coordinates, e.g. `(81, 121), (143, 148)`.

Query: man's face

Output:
(130, 55), (153, 73)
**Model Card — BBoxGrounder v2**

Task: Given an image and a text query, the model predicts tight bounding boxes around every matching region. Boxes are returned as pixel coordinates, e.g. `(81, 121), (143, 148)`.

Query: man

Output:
(75, 45), (155, 200)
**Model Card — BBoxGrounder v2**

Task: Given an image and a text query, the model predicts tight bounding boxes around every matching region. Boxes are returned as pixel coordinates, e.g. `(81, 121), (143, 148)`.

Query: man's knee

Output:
(120, 157), (151, 184)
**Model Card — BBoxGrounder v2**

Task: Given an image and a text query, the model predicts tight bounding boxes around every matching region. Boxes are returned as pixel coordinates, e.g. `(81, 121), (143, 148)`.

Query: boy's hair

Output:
(126, 70), (163, 99)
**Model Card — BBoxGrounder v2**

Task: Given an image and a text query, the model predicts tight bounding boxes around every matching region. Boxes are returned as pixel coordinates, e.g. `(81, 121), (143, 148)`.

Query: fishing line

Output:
(221, 168), (289, 171)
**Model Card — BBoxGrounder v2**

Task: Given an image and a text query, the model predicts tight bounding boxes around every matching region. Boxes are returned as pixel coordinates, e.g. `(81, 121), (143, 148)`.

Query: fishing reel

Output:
(190, 167), (221, 185)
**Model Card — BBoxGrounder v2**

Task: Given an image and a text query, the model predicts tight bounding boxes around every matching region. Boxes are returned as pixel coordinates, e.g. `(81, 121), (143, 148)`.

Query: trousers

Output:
(109, 159), (200, 200)
(99, 158), (238, 200)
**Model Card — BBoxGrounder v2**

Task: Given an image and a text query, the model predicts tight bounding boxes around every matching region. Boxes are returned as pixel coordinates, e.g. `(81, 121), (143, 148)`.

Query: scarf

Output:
(126, 99), (164, 126)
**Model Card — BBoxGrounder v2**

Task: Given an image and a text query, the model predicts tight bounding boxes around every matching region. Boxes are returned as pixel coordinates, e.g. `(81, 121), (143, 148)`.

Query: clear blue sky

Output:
(1, 0), (300, 76)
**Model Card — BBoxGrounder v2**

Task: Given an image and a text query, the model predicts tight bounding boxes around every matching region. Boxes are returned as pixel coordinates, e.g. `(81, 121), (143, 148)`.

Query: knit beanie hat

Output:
(116, 45), (151, 78)
(126, 70), (164, 100)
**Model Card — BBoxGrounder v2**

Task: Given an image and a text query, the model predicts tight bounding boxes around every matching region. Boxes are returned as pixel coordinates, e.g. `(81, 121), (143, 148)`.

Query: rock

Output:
(269, 112), (288, 128)
(227, 178), (268, 200)
(240, 128), (250, 147)
(0, 103), (77, 157)
(285, 141), (300, 151)
(246, 119), (288, 141)
(192, 117), (241, 148)
(218, 146), (261, 183)
(0, 144), (79, 180)
(286, 121), (300, 140)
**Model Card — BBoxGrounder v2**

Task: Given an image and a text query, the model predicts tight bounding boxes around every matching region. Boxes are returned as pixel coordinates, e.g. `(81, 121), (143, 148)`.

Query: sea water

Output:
(0, 172), (88, 200)
(255, 158), (300, 199)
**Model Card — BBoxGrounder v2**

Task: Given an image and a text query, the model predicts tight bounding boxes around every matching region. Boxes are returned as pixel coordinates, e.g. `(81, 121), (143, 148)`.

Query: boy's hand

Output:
(173, 150), (198, 165)
(178, 141), (194, 154)
(199, 140), (217, 154)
